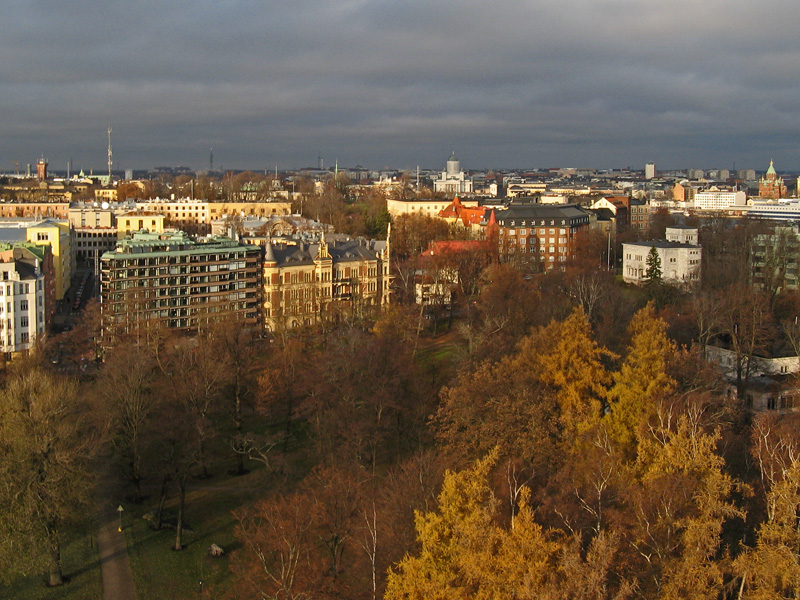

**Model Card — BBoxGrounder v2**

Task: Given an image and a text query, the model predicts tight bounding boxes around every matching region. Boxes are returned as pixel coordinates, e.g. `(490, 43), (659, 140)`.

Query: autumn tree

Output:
(385, 449), (561, 600)
(626, 404), (741, 599)
(717, 285), (772, 397)
(94, 342), (162, 502)
(438, 307), (612, 478)
(0, 367), (100, 587)
(606, 304), (677, 460)
(230, 490), (322, 600)
(736, 412), (800, 598)
(163, 334), (230, 479)
(458, 263), (543, 364)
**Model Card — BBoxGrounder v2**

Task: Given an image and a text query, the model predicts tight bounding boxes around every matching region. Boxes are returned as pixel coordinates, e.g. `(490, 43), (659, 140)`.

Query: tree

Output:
(384, 450), (561, 600)
(0, 367), (99, 586)
(627, 404), (741, 599)
(94, 343), (161, 502)
(718, 285), (772, 398)
(644, 246), (662, 288)
(736, 413), (800, 598)
(606, 304), (677, 460)
(230, 491), (322, 600)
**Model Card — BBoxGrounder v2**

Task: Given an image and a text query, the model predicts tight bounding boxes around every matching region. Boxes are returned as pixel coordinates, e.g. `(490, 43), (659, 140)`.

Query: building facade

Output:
(489, 204), (592, 269)
(99, 231), (262, 345)
(262, 236), (390, 331)
(0, 244), (51, 354)
(694, 189), (747, 211)
(622, 226), (701, 286)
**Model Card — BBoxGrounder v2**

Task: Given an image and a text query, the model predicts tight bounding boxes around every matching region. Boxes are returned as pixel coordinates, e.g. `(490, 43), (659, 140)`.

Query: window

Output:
(20, 316), (28, 328)
(20, 300), (27, 310)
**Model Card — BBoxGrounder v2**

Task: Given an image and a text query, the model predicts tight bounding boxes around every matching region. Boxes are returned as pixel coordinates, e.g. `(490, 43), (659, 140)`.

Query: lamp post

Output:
(117, 504), (124, 532)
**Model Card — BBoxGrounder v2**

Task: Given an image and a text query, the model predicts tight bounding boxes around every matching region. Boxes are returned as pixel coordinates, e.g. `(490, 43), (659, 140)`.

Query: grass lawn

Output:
(124, 464), (273, 600)
(124, 434), (316, 600)
(0, 528), (102, 600)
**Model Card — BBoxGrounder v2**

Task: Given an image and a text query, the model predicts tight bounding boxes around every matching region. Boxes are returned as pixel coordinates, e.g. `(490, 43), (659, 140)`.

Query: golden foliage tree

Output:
(606, 303), (677, 460)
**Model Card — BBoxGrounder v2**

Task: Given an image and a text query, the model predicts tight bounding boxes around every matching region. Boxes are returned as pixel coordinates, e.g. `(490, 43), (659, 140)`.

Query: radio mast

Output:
(107, 126), (113, 180)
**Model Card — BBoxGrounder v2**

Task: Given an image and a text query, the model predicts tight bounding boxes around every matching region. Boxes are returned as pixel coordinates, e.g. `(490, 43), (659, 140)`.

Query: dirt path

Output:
(97, 503), (137, 600)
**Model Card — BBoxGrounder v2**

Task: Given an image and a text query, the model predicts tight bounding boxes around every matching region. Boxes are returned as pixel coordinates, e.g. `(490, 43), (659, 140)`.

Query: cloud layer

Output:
(2, 0), (799, 172)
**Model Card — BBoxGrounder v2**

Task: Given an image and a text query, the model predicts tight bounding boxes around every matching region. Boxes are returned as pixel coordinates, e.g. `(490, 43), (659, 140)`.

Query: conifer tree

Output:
(644, 246), (662, 287)
(606, 303), (676, 460)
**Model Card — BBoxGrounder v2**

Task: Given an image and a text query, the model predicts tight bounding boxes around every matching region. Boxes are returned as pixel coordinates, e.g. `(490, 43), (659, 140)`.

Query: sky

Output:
(2, 0), (800, 173)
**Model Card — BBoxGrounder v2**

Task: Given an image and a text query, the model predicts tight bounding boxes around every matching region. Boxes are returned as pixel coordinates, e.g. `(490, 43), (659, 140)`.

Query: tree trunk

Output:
(155, 475), (170, 530)
(174, 473), (187, 551)
(46, 528), (63, 587)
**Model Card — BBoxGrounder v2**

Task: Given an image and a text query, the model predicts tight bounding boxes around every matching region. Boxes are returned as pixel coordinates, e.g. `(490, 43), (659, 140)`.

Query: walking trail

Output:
(96, 492), (137, 600)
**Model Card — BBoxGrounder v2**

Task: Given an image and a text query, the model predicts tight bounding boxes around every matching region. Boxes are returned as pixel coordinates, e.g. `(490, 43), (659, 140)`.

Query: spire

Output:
(264, 241), (276, 265)
(767, 159), (777, 177)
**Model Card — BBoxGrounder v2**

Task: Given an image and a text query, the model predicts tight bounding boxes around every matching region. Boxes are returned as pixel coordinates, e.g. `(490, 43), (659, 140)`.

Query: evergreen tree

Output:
(644, 246), (662, 287)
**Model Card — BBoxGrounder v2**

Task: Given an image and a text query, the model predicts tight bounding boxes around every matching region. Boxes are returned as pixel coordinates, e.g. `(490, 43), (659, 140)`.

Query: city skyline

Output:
(3, 1), (800, 172)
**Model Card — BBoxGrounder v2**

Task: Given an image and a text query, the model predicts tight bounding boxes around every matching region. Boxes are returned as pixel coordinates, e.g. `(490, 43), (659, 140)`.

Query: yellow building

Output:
(262, 235), (390, 331)
(26, 220), (73, 301)
(116, 211), (166, 238)
(207, 201), (292, 221)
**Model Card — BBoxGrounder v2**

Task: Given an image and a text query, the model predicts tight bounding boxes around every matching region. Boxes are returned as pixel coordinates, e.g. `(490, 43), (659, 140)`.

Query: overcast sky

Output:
(2, 0), (799, 173)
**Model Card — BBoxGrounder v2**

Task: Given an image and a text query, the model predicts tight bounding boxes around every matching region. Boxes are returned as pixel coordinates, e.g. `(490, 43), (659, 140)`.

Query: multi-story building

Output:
(262, 235), (390, 331)
(0, 202), (70, 220)
(489, 204), (592, 269)
(136, 199), (210, 230)
(751, 225), (800, 292)
(26, 220), (73, 301)
(134, 199), (292, 232)
(622, 226), (701, 286)
(693, 189), (747, 211)
(386, 196), (479, 219)
(99, 231), (262, 346)
(116, 211), (166, 238)
(0, 244), (52, 355)
(629, 198), (651, 232)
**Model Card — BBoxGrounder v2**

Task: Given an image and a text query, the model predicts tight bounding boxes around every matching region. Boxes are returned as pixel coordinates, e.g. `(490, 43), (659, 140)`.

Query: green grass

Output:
(0, 528), (102, 600)
(123, 442), (316, 600)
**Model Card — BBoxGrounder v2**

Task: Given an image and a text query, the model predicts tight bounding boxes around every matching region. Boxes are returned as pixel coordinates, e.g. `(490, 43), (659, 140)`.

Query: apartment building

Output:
(134, 199), (293, 231)
(99, 231), (262, 345)
(489, 204), (592, 269)
(0, 244), (52, 355)
(262, 235), (390, 331)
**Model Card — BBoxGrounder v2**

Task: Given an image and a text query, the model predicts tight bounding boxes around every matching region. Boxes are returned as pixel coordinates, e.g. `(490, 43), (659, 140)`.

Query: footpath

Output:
(96, 489), (137, 600)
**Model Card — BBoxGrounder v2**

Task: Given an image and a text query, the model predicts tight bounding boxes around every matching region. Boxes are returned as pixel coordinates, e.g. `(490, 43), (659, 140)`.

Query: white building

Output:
(693, 189), (746, 211)
(0, 247), (48, 354)
(433, 153), (473, 196)
(645, 163), (656, 180)
(623, 226), (701, 286)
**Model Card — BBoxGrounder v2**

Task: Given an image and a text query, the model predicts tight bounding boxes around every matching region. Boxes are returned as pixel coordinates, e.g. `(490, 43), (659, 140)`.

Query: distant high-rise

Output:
(645, 162), (656, 180)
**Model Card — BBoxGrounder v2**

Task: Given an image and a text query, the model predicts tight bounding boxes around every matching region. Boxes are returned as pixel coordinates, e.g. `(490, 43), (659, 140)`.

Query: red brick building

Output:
(759, 160), (787, 199)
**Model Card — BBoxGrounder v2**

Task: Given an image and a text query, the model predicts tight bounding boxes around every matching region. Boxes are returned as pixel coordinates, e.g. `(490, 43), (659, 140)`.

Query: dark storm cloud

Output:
(2, 0), (799, 171)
